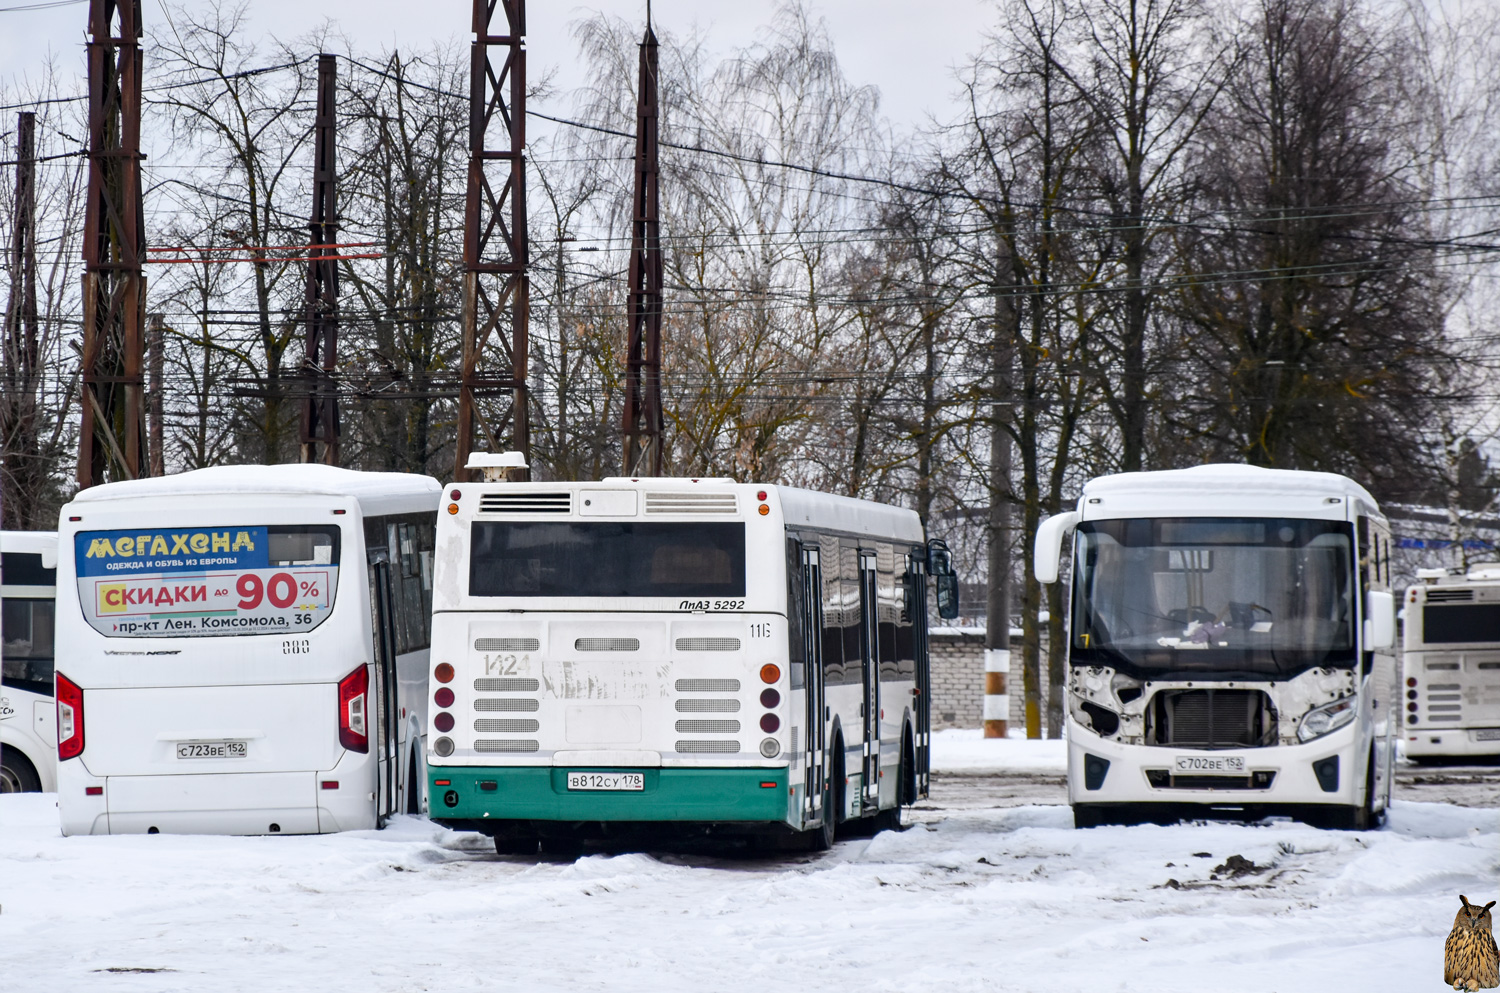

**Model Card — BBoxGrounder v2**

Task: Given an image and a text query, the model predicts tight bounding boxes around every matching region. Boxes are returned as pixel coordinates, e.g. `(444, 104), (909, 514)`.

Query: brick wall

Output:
(928, 627), (1052, 731)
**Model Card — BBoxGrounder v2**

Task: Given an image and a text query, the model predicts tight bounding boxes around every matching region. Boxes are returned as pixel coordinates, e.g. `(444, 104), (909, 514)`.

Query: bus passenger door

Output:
(800, 545), (826, 824)
(858, 551), (880, 811)
(909, 553), (931, 798)
(368, 556), (399, 824)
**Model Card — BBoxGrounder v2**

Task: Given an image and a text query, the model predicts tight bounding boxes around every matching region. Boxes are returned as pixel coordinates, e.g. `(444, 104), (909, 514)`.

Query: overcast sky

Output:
(0, 0), (992, 131)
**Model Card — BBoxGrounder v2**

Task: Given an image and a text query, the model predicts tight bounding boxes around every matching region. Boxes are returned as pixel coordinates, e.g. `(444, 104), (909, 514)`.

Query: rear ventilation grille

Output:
(475, 698), (539, 712)
(791, 727), (798, 754)
(676, 637), (741, 652)
(1428, 589), (1476, 602)
(576, 637), (640, 651)
(474, 678), (540, 692)
(475, 638), (540, 652)
(645, 491), (738, 515)
(475, 739), (540, 753)
(478, 492), (571, 514)
(676, 739), (740, 753)
(676, 699), (740, 713)
(474, 718), (541, 733)
(676, 678), (741, 693)
(675, 719), (741, 734)
(1427, 662), (1460, 671)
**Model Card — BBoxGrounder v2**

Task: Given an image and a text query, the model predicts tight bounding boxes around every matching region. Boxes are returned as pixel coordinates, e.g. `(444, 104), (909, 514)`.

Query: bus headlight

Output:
(1297, 697), (1357, 742)
(760, 738), (780, 758)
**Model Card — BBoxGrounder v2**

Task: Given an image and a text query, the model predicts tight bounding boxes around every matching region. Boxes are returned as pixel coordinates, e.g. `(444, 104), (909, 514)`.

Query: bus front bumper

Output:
(428, 765), (793, 826)
(1067, 715), (1364, 808)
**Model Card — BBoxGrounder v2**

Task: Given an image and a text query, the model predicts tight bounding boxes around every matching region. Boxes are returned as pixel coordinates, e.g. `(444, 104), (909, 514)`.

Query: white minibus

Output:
(55, 465), (439, 834)
(2, 530), (58, 793)
(1035, 465), (1398, 829)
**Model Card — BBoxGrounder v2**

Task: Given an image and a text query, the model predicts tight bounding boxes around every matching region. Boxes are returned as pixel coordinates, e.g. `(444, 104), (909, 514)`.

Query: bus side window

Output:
(876, 542), (899, 681)
(786, 537), (805, 690)
(895, 563), (916, 679)
(820, 536), (844, 686)
(840, 541), (862, 685)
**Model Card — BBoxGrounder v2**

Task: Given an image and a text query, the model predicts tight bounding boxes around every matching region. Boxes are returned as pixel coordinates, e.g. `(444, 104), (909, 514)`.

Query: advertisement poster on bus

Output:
(74, 527), (338, 638)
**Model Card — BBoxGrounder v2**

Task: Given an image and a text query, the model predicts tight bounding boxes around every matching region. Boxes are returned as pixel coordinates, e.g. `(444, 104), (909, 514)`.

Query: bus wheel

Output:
(807, 769), (836, 852)
(405, 750), (421, 816)
(0, 750), (40, 794)
(1072, 804), (1106, 829)
(494, 834), (540, 856)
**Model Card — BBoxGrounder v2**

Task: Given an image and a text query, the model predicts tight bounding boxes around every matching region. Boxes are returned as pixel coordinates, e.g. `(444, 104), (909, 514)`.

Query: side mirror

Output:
(1365, 590), (1395, 650)
(927, 540), (952, 577)
(935, 573), (959, 620)
(1033, 510), (1082, 584)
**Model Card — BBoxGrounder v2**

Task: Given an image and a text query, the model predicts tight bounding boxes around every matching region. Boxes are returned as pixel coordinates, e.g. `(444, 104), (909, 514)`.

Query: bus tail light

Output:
(338, 666), (370, 753)
(57, 672), (84, 760)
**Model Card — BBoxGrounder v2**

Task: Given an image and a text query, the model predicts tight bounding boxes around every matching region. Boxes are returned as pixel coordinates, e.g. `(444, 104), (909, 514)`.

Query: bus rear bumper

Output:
(1066, 715), (1364, 809)
(429, 765), (794, 827)
(1405, 728), (1500, 759)
(60, 768), (327, 835)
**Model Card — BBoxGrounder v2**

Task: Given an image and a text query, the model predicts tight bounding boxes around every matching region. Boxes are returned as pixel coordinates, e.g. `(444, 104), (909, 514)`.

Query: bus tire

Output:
(0, 749), (41, 794)
(829, 737), (847, 841)
(405, 749), (421, 816)
(494, 834), (540, 856)
(871, 734), (914, 834)
(1072, 803), (1106, 829)
(807, 771), (836, 851)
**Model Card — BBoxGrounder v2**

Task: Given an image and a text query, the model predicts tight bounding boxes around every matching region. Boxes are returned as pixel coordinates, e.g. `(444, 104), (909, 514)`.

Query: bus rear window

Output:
(469, 522), (746, 598)
(74, 525), (341, 638)
(1423, 604), (1500, 645)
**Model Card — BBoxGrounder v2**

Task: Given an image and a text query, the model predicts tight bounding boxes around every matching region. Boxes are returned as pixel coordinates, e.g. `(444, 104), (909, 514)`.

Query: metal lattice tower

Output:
(78, 0), (147, 488)
(620, 17), (664, 477)
(300, 53), (341, 466)
(454, 0), (530, 481)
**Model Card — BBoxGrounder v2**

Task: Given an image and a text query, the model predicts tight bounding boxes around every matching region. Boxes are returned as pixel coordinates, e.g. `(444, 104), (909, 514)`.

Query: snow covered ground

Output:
(2, 743), (1493, 992)
(930, 727), (1068, 775)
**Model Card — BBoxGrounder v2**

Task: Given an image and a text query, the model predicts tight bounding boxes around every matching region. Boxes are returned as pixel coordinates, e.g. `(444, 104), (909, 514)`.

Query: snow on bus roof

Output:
(776, 485), (924, 542)
(67, 464), (440, 507)
(1083, 464), (1377, 506)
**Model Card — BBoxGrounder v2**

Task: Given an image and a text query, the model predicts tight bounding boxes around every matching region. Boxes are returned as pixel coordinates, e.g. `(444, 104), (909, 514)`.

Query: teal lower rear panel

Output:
(430, 765), (794, 825)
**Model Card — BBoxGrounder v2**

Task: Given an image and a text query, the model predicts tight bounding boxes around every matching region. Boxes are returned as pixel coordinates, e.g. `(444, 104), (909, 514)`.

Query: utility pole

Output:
(454, 0), (530, 481)
(985, 246), (1015, 739)
(300, 53), (340, 466)
(2, 111), (39, 529)
(620, 12), (663, 476)
(148, 312), (165, 476)
(78, 0), (146, 489)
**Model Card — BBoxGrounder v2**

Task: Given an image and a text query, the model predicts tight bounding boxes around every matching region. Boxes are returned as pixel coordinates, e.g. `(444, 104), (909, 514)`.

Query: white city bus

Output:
(426, 465), (958, 853)
(54, 465), (439, 835)
(1402, 565), (1500, 760)
(1035, 465), (1398, 829)
(2, 531), (58, 793)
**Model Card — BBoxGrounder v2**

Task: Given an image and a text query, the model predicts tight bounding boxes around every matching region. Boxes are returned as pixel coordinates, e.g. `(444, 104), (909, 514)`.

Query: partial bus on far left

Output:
(1, 530), (58, 794)
(54, 465), (440, 835)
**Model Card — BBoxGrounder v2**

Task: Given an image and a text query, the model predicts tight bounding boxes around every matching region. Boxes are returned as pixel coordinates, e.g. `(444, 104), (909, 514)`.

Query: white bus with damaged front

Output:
(1034, 465), (1397, 829)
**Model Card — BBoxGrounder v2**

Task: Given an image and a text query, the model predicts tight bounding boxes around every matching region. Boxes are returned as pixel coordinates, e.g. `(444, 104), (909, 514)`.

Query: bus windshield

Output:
(74, 525), (341, 638)
(469, 522), (745, 598)
(1071, 517), (1355, 677)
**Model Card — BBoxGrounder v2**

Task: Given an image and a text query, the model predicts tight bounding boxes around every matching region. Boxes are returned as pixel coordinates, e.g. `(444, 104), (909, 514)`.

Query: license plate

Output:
(177, 741), (247, 760)
(1174, 755), (1245, 774)
(1475, 729), (1500, 741)
(567, 772), (644, 791)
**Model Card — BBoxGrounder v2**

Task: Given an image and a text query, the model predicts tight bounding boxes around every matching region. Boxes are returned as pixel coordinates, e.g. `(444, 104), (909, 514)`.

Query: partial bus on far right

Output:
(1403, 564), (1500, 761)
